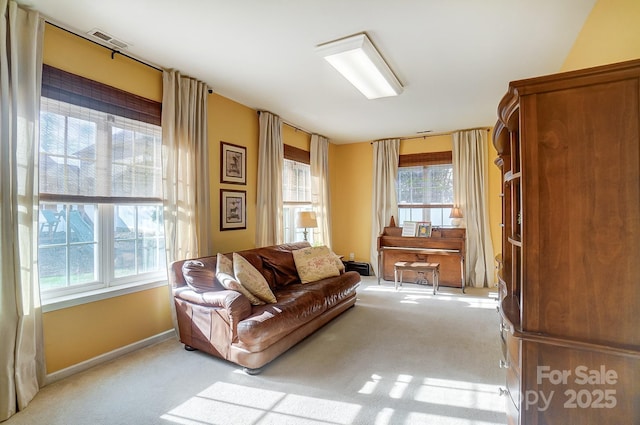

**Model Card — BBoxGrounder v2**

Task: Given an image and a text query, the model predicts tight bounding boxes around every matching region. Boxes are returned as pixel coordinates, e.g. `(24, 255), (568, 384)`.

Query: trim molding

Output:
(44, 329), (176, 385)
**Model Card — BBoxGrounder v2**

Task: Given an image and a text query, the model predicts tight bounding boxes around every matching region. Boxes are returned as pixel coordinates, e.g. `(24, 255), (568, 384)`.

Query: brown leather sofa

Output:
(168, 242), (361, 374)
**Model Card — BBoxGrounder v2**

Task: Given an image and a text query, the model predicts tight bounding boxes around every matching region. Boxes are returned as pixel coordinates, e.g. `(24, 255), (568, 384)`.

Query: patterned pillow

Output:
(233, 253), (277, 304)
(292, 245), (341, 284)
(215, 253), (265, 305)
(332, 252), (345, 273)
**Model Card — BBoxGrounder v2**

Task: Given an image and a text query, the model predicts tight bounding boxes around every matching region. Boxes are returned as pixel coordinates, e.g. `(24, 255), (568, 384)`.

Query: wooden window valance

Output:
(398, 151), (452, 167)
(284, 144), (310, 164)
(41, 64), (162, 126)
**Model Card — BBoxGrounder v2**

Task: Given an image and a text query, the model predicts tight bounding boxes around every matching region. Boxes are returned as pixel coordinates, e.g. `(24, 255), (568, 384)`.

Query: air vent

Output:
(86, 28), (129, 50)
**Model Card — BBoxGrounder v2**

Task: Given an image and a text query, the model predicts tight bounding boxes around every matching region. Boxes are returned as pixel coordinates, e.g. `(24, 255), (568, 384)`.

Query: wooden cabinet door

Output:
(520, 68), (640, 347)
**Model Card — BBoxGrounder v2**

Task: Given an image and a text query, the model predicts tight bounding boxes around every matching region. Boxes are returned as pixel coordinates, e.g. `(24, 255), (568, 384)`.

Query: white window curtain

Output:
(162, 70), (212, 263)
(370, 139), (400, 275)
(310, 134), (331, 247)
(452, 129), (495, 288)
(0, 1), (45, 420)
(256, 111), (284, 247)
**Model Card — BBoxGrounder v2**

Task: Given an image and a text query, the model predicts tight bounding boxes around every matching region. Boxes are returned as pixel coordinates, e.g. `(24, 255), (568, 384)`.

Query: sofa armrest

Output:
(174, 287), (252, 321)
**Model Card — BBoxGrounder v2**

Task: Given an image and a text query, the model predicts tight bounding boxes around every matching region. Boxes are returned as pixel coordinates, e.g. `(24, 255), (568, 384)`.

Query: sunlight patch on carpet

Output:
(362, 284), (498, 310)
(358, 373), (505, 422)
(161, 381), (361, 425)
(414, 377), (504, 412)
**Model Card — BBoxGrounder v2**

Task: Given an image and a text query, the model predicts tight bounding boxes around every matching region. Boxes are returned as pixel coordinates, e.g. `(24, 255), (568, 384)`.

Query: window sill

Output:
(41, 279), (168, 313)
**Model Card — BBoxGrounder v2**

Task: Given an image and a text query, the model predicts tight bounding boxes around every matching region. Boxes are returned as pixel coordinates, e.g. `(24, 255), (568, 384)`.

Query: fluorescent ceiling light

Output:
(316, 33), (403, 100)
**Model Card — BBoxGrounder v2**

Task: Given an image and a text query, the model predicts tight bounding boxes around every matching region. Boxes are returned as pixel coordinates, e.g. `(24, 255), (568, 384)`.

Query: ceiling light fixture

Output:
(316, 33), (403, 100)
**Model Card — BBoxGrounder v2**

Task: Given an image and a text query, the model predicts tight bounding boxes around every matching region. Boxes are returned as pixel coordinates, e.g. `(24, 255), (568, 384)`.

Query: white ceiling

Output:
(20, 0), (596, 144)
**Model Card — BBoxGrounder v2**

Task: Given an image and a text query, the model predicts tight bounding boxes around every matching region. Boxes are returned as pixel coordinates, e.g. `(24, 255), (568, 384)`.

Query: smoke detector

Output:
(86, 28), (129, 50)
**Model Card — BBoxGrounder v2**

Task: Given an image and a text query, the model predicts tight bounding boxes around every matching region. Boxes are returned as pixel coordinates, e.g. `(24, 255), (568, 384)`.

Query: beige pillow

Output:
(332, 252), (345, 273)
(292, 245), (341, 283)
(233, 253), (277, 304)
(216, 253), (265, 305)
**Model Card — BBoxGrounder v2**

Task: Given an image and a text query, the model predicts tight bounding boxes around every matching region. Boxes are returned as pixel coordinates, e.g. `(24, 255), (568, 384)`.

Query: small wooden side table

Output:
(393, 261), (440, 294)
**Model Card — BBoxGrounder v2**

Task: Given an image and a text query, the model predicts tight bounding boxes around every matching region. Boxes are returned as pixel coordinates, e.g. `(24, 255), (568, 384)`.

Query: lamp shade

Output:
(449, 207), (463, 219)
(296, 211), (317, 228)
(449, 207), (463, 227)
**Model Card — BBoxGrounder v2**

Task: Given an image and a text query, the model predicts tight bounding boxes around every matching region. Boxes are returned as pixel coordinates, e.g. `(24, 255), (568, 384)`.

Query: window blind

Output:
(39, 66), (163, 204)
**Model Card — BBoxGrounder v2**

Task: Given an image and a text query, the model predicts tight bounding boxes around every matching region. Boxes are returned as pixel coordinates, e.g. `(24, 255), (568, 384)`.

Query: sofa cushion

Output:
(233, 253), (277, 304)
(236, 287), (326, 352)
(296, 270), (361, 309)
(182, 260), (216, 293)
(216, 253), (265, 306)
(292, 245), (341, 283)
(259, 248), (300, 288)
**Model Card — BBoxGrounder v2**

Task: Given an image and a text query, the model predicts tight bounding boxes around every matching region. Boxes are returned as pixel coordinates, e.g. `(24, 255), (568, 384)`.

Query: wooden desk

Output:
(377, 226), (465, 292)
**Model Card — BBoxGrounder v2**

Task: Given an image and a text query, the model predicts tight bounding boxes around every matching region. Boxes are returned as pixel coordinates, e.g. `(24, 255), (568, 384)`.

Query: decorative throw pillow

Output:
(215, 253), (265, 305)
(182, 260), (216, 293)
(292, 245), (341, 284)
(233, 252), (277, 304)
(332, 252), (345, 273)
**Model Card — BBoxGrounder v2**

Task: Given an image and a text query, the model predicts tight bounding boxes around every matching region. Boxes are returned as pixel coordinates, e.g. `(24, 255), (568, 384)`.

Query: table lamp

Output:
(450, 207), (463, 227)
(296, 211), (317, 241)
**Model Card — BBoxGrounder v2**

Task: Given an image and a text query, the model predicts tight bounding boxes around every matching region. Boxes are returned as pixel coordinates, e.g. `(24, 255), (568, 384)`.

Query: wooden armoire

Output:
(493, 59), (640, 424)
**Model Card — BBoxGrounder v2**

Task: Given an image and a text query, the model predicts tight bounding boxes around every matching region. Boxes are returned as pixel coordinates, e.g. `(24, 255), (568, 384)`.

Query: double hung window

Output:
(282, 145), (313, 243)
(38, 66), (165, 302)
(396, 152), (455, 226)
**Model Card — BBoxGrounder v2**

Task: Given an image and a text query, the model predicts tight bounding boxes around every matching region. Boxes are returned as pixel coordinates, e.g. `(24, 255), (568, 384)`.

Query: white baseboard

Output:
(44, 329), (177, 385)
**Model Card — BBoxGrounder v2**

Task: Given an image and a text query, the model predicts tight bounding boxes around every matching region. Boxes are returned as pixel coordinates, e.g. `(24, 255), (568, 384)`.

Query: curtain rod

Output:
(372, 127), (492, 144)
(257, 110), (327, 139)
(45, 20), (163, 72)
(283, 121), (313, 136)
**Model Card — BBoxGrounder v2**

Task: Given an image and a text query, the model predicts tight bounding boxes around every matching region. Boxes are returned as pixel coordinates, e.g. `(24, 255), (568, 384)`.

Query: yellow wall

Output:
(330, 141), (373, 261)
(43, 287), (172, 372)
(42, 24), (172, 373)
(208, 113), (312, 254)
(43, 25), (161, 101)
(561, 0), (640, 71)
(209, 94), (260, 253)
(283, 124), (311, 151)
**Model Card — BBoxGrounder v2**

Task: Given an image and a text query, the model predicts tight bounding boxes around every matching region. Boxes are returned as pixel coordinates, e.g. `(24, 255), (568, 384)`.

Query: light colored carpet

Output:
(4, 277), (507, 425)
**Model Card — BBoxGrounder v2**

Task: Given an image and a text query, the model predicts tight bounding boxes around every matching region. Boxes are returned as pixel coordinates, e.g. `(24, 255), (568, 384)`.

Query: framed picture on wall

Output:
(220, 189), (246, 230)
(220, 141), (246, 184)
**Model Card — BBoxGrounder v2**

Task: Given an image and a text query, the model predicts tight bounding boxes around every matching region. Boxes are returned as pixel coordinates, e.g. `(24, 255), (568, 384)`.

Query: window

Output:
(38, 66), (164, 301)
(282, 144), (313, 243)
(397, 152), (454, 227)
(282, 158), (313, 243)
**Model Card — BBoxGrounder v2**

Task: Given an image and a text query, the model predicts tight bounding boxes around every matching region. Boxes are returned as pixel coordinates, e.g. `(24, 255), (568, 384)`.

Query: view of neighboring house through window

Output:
(38, 67), (165, 301)
(282, 158), (313, 243)
(397, 159), (454, 227)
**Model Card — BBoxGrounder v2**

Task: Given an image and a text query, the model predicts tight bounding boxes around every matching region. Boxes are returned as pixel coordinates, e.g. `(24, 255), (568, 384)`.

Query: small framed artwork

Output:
(220, 189), (246, 231)
(220, 141), (246, 185)
(417, 221), (432, 237)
